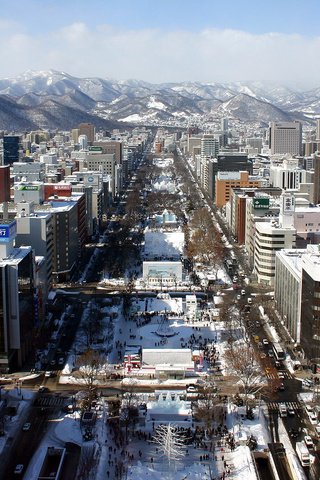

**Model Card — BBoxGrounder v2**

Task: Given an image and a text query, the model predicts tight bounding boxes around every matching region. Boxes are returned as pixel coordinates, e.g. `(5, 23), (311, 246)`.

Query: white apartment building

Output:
(245, 195), (280, 268)
(275, 244), (320, 363)
(254, 192), (296, 285)
(269, 158), (307, 190)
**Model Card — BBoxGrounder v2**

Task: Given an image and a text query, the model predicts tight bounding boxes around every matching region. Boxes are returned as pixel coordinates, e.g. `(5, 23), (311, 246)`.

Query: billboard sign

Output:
(16, 185), (40, 191)
(89, 146), (103, 152)
(253, 198), (269, 209)
(282, 195), (295, 213)
(0, 221), (17, 242)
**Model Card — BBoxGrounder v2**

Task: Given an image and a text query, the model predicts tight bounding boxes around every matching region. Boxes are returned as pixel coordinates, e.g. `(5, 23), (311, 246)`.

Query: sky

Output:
(0, 0), (319, 88)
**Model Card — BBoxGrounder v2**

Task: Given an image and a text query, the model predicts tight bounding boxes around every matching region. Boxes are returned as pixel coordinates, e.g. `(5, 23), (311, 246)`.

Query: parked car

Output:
(14, 464), (24, 475)
(38, 385), (48, 393)
(303, 379), (313, 388)
(186, 385), (197, 392)
(262, 338), (269, 346)
(309, 412), (318, 424)
(304, 435), (314, 449)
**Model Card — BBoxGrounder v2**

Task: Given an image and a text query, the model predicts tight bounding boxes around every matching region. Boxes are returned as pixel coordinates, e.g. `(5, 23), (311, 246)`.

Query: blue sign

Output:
(0, 221), (17, 243)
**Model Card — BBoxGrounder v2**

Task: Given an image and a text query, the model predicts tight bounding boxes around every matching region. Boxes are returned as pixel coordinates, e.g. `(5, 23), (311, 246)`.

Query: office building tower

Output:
(316, 119), (320, 142)
(3, 136), (21, 165)
(313, 153), (320, 204)
(269, 121), (302, 155)
(200, 134), (219, 159)
(78, 135), (88, 150)
(221, 118), (229, 132)
(269, 158), (306, 190)
(0, 220), (35, 371)
(0, 165), (10, 202)
(78, 123), (95, 145)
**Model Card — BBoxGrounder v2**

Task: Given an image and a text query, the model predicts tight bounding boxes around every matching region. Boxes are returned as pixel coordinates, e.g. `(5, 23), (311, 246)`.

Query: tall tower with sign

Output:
(279, 191), (295, 228)
(0, 219), (36, 371)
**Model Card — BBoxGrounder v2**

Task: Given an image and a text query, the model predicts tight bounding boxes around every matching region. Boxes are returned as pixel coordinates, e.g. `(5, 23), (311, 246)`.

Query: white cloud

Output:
(0, 22), (319, 89)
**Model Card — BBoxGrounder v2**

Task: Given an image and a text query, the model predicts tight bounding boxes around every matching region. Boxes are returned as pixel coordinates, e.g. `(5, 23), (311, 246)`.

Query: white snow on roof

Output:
(144, 230), (184, 257)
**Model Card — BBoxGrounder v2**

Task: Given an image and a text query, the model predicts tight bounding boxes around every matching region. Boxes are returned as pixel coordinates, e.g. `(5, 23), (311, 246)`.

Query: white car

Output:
(309, 412), (318, 424)
(304, 435), (314, 448)
(22, 422), (31, 431)
(186, 385), (197, 392)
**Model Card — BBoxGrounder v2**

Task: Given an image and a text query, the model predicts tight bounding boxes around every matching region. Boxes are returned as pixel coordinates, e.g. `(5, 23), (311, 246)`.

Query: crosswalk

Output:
(267, 401), (302, 411)
(34, 395), (67, 408)
(265, 371), (293, 380)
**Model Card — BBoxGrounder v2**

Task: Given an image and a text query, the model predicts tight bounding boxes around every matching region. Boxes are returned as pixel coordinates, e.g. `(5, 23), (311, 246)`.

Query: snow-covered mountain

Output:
(0, 70), (319, 131)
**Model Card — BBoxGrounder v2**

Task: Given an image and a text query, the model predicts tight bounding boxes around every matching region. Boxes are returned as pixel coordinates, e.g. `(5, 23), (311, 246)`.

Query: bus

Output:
(272, 343), (286, 361)
(296, 441), (310, 467)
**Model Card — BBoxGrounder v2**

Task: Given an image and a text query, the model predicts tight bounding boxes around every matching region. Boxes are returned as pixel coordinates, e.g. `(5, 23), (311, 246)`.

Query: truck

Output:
(296, 441), (310, 467)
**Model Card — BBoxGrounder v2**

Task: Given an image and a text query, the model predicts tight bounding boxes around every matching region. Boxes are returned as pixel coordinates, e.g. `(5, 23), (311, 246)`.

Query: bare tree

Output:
(75, 349), (110, 410)
(193, 379), (221, 436)
(80, 304), (104, 349)
(224, 340), (265, 413)
(120, 379), (139, 440)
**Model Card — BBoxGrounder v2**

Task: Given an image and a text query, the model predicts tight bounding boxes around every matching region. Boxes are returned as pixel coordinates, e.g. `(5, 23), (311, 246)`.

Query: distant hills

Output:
(0, 70), (318, 131)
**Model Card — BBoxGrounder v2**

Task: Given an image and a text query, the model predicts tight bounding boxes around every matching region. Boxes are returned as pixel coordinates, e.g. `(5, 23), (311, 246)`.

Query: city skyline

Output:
(0, 0), (319, 88)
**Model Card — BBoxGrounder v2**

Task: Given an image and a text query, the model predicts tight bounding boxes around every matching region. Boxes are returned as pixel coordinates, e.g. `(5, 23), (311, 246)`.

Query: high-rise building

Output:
(0, 165), (10, 202)
(93, 140), (123, 164)
(275, 244), (320, 365)
(269, 121), (302, 155)
(316, 119), (320, 141)
(269, 158), (306, 190)
(3, 136), (21, 165)
(254, 192), (296, 285)
(0, 220), (35, 372)
(221, 118), (229, 132)
(78, 123), (95, 145)
(215, 170), (265, 208)
(78, 134), (88, 150)
(313, 153), (320, 204)
(200, 134), (219, 159)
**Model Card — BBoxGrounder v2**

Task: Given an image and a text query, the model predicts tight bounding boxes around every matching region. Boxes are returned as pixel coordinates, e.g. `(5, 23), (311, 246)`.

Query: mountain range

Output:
(0, 70), (319, 132)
